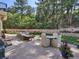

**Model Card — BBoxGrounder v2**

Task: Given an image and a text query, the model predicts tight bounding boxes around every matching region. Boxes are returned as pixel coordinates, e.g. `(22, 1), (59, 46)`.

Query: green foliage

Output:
(36, 0), (78, 28)
(3, 0), (79, 29)
(61, 35), (79, 45)
(31, 32), (41, 35)
(4, 12), (36, 29)
(14, 0), (27, 14)
(4, 13), (19, 28)
(4, 0), (36, 29)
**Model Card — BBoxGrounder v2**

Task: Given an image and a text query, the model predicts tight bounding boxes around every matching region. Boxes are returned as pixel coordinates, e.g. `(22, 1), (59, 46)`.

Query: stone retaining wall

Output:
(5, 29), (59, 33)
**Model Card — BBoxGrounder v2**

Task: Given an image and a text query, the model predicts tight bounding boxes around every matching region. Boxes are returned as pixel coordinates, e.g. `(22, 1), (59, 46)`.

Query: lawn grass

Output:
(61, 35), (79, 45)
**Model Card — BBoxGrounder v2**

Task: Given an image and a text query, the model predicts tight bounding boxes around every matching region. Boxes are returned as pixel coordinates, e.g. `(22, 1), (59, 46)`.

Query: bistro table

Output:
(47, 36), (52, 46)
(46, 33), (59, 47)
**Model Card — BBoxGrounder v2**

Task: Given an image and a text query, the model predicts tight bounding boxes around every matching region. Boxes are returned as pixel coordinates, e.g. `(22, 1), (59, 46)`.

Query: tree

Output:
(4, 0), (79, 29)
(14, 0), (34, 19)
(14, 0), (27, 14)
(4, 0), (36, 29)
(36, 0), (62, 28)
(36, 0), (78, 29)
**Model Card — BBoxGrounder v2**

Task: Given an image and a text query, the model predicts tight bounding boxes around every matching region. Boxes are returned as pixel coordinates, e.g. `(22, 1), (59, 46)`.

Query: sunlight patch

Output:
(11, 40), (23, 45)
(34, 42), (40, 46)
(46, 52), (54, 57)
(71, 48), (79, 54)
(29, 49), (36, 54)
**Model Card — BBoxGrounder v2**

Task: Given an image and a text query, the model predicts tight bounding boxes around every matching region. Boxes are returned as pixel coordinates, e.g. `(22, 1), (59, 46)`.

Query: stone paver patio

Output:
(6, 40), (62, 59)
(5, 40), (79, 59)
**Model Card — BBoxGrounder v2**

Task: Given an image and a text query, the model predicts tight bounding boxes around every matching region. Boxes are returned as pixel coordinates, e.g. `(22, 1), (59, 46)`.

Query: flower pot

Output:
(77, 45), (79, 49)
(61, 51), (68, 59)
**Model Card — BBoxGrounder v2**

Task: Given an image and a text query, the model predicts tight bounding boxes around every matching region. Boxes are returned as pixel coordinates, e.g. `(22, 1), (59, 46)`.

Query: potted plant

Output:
(76, 42), (79, 49)
(76, 43), (79, 49)
(59, 43), (73, 59)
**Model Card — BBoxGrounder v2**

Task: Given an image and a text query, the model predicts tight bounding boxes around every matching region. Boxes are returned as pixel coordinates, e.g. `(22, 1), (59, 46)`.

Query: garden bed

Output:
(61, 35), (79, 45)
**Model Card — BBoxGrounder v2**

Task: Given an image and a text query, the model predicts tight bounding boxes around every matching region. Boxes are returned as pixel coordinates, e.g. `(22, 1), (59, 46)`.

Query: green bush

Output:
(31, 32), (41, 35)
(61, 35), (79, 45)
